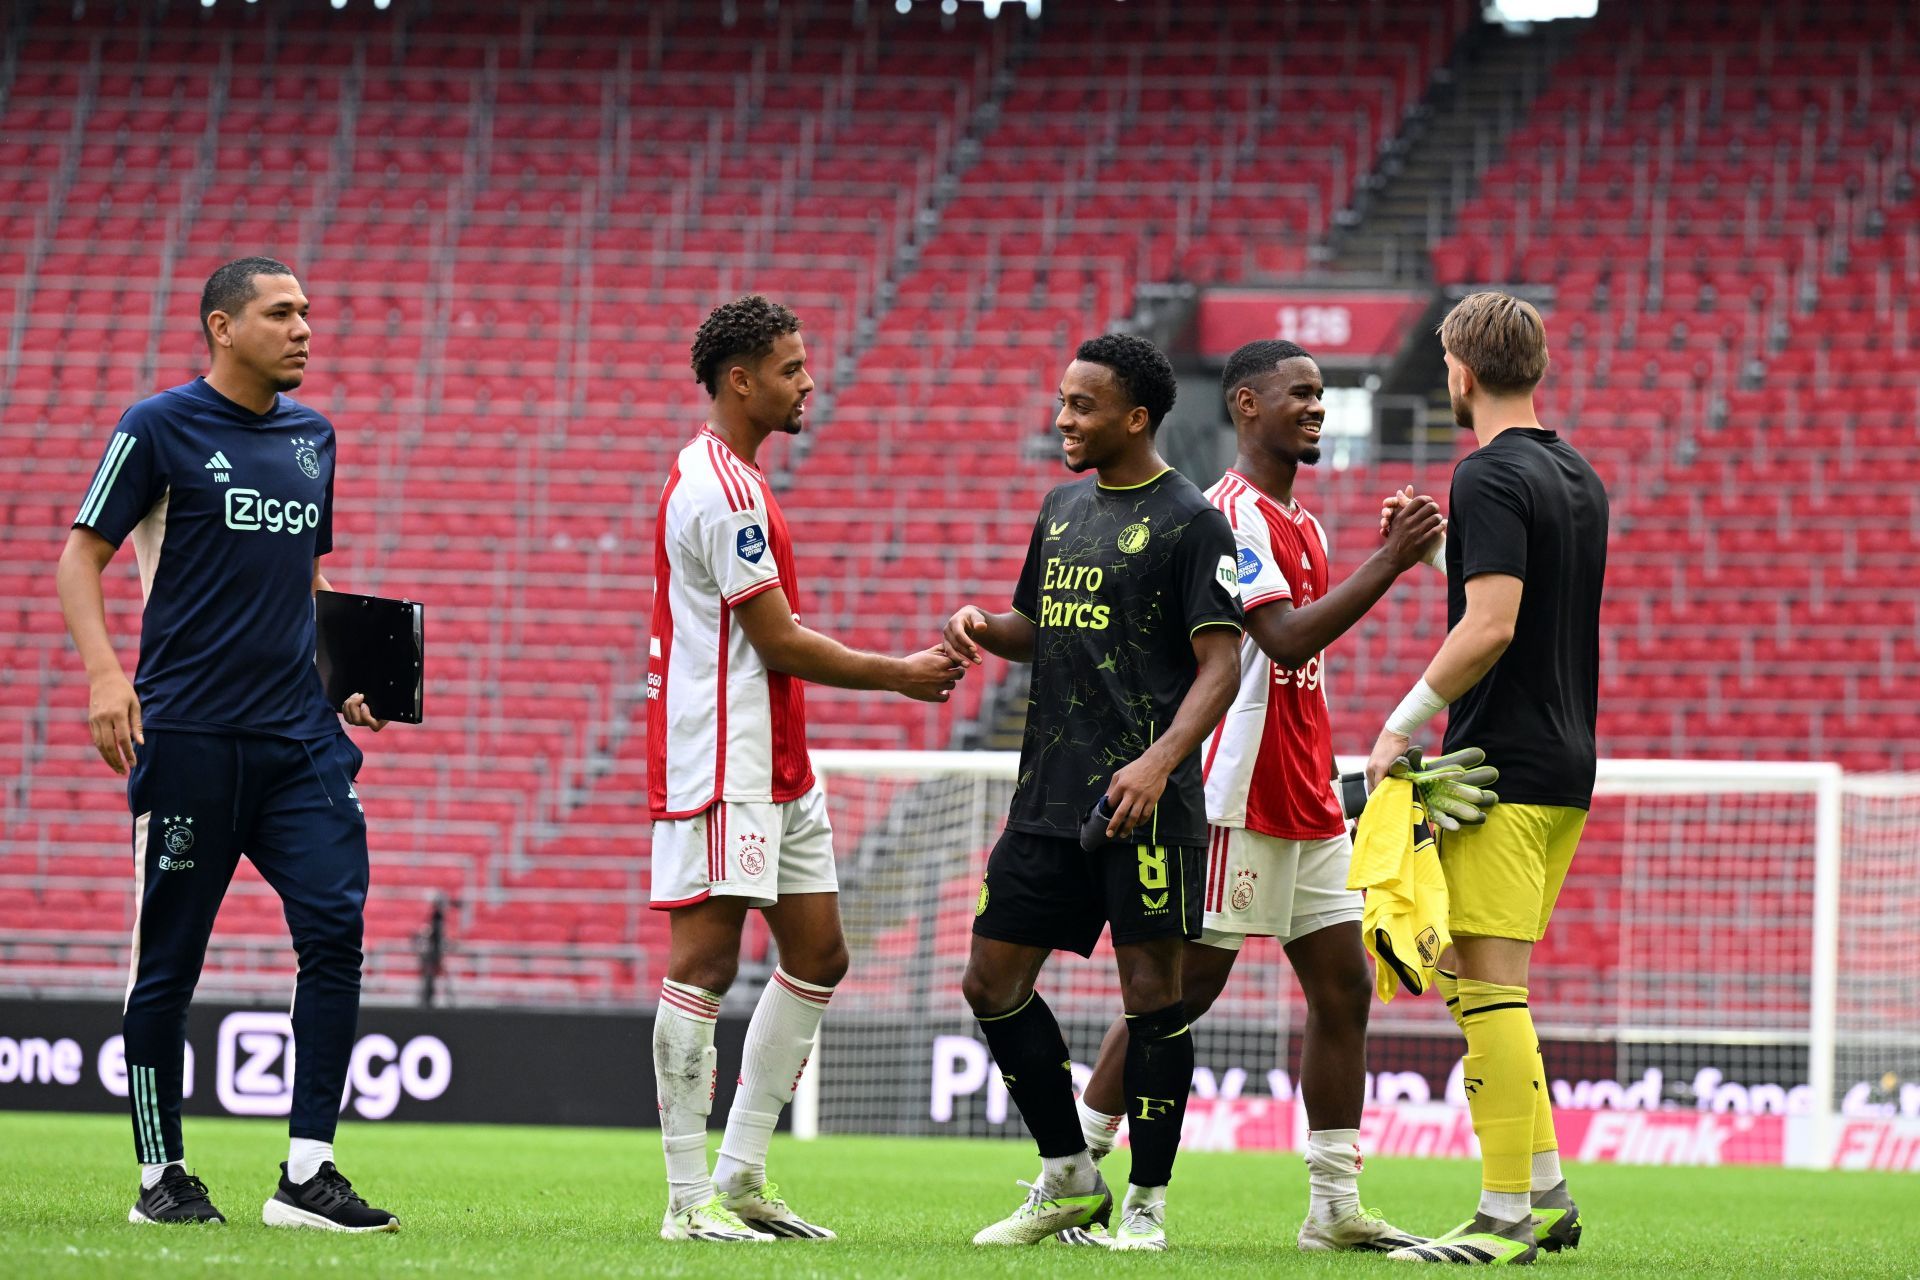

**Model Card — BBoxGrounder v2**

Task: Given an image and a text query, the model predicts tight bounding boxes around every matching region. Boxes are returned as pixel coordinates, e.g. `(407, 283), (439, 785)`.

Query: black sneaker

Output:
(129, 1165), (226, 1224)
(262, 1161), (399, 1233)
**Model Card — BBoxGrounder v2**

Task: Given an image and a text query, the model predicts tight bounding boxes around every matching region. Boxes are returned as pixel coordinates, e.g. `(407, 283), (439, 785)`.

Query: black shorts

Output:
(971, 828), (1204, 958)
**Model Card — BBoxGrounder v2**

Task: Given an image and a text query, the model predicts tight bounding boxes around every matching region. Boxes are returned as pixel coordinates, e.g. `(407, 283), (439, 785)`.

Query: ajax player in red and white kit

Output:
(1067, 340), (1443, 1251)
(646, 296), (963, 1242)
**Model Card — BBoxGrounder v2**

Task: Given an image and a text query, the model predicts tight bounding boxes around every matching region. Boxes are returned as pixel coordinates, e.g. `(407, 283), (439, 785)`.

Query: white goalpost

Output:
(792, 751), (1920, 1172)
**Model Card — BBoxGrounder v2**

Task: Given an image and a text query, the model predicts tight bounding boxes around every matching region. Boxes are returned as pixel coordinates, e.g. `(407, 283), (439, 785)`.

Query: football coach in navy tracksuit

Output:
(56, 257), (399, 1232)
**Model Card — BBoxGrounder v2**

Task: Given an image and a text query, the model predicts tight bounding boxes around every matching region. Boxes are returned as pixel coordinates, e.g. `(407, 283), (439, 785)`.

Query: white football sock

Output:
(288, 1138), (333, 1184)
(1305, 1128), (1363, 1224)
(140, 1162), (172, 1190)
(1123, 1182), (1167, 1212)
(1040, 1150), (1097, 1194)
(1479, 1188), (1532, 1224)
(714, 968), (834, 1196)
(1531, 1148), (1563, 1192)
(1077, 1095), (1124, 1158)
(655, 978), (723, 1215)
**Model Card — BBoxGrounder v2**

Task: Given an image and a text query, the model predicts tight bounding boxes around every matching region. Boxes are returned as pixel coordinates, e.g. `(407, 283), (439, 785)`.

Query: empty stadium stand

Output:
(1, 0), (1909, 1010)
(1430, 0), (1920, 768)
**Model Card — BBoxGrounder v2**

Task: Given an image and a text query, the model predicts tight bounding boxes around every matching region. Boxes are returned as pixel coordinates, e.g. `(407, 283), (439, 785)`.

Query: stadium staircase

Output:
(1, 0), (1911, 1006)
(1324, 17), (1586, 280)
(1430, 0), (1920, 767)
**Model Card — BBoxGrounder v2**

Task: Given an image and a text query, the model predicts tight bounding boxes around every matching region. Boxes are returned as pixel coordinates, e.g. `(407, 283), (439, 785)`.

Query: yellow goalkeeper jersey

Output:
(1348, 777), (1451, 1002)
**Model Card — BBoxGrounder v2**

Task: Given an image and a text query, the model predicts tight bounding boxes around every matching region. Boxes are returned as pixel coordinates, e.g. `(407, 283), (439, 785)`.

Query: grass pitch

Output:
(2, 1112), (1915, 1278)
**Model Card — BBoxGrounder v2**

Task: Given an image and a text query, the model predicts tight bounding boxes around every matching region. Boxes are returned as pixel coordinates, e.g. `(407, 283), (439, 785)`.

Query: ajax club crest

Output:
(291, 436), (321, 480)
(1230, 867), (1258, 912)
(736, 831), (768, 878)
(157, 815), (196, 870)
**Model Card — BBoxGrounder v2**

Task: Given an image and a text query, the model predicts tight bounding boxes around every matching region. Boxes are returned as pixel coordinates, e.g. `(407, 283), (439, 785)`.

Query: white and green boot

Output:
(661, 1194), (775, 1242)
(721, 1181), (835, 1240)
(1299, 1205), (1429, 1252)
(1108, 1184), (1168, 1252)
(972, 1173), (1111, 1246)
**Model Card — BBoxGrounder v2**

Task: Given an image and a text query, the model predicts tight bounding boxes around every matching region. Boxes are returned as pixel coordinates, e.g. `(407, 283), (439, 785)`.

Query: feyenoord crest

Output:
(1117, 521), (1151, 554)
(736, 831), (768, 877)
(1416, 926), (1440, 968)
(1230, 867), (1258, 911)
(291, 436), (321, 479)
(162, 815), (196, 855)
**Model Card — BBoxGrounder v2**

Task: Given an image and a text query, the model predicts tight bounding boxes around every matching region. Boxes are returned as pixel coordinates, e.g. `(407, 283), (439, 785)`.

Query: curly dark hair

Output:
(1220, 338), (1313, 403)
(1074, 332), (1177, 431)
(690, 295), (802, 396)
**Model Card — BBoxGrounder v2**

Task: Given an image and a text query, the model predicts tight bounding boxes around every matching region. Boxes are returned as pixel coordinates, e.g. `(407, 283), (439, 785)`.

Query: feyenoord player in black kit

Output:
(944, 334), (1244, 1251)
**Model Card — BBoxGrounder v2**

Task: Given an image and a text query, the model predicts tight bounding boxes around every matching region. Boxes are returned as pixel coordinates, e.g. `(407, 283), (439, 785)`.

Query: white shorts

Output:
(650, 781), (838, 910)
(1197, 825), (1363, 951)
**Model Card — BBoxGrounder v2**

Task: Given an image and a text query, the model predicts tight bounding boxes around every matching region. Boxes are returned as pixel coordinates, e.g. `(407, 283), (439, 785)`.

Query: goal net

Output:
(804, 751), (1920, 1171)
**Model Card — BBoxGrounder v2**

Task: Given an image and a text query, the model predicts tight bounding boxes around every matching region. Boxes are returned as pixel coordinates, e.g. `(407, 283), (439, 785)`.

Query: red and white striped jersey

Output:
(1200, 470), (1347, 840)
(647, 428), (813, 819)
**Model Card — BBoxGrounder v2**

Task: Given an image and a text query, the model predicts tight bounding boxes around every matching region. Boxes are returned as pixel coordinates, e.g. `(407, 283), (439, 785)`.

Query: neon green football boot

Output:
(1107, 1185), (1168, 1252)
(1386, 1211), (1538, 1265)
(972, 1173), (1111, 1246)
(1530, 1180), (1581, 1252)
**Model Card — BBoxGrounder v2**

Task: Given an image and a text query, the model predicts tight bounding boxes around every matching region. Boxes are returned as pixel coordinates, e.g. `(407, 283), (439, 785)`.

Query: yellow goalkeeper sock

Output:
(1457, 978), (1536, 1195)
(1436, 967), (1464, 1031)
(1533, 1044), (1560, 1168)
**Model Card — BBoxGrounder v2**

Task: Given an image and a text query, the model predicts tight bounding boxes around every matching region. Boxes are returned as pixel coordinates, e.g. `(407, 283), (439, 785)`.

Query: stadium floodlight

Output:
(1488, 0), (1597, 20)
(942, 0), (958, 12)
(374, 0), (390, 8)
(331, 0), (347, 8)
(894, 0), (910, 11)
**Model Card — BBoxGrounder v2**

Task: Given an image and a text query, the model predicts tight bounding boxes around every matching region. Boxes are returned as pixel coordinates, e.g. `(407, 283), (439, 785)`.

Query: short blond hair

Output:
(1438, 292), (1549, 394)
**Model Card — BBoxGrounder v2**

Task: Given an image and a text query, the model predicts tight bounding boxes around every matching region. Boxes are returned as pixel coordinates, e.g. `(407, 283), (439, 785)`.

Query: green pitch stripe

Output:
(78, 431), (136, 528)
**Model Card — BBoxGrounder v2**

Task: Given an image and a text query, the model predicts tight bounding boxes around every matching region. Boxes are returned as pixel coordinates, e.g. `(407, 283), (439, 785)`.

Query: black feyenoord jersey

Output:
(1007, 467), (1244, 847)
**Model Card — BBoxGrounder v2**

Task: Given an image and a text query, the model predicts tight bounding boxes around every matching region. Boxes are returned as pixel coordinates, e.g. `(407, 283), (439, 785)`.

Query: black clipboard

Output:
(315, 590), (424, 724)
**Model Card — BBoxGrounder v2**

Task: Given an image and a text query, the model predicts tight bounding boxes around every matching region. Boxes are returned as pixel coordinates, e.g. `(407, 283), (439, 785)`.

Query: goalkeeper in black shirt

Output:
(942, 334), (1243, 1251)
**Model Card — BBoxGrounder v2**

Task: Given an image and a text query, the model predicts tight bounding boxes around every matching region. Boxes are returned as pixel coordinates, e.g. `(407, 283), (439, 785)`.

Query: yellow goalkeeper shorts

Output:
(1437, 803), (1587, 942)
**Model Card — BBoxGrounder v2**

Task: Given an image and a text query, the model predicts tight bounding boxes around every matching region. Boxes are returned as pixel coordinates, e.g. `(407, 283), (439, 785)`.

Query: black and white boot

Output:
(129, 1165), (226, 1224)
(262, 1161), (399, 1233)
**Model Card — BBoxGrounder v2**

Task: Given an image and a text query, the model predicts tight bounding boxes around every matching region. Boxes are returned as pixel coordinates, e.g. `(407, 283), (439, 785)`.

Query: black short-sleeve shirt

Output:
(1007, 468), (1244, 847)
(1442, 428), (1610, 809)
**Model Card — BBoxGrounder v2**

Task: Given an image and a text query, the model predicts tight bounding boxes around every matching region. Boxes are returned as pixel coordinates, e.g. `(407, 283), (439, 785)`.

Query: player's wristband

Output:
(1422, 531), (1446, 569)
(1337, 771), (1370, 821)
(1385, 679), (1448, 737)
